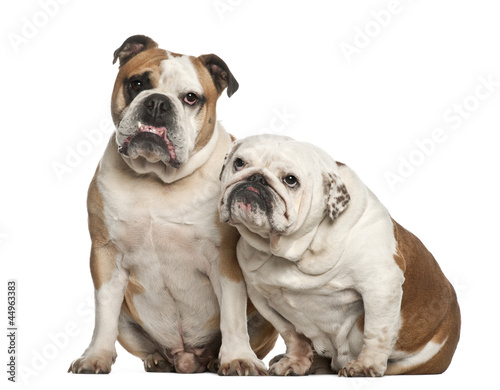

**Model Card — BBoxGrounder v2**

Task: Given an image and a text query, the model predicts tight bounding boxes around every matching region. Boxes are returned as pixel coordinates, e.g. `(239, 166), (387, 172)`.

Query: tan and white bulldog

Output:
(68, 35), (277, 375)
(219, 135), (461, 376)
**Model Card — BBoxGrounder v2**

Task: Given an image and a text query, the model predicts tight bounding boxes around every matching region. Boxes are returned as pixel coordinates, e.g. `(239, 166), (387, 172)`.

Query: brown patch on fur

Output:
(390, 219), (460, 374)
(203, 313), (221, 332)
(247, 301), (279, 359)
(325, 172), (351, 220)
(393, 245), (406, 273)
(122, 268), (146, 326)
(88, 164), (144, 323)
(282, 330), (313, 361)
(356, 313), (365, 333)
(270, 232), (281, 252)
(190, 56), (220, 153)
(216, 219), (243, 282)
(88, 166), (118, 290)
(111, 48), (169, 125)
(402, 288), (460, 375)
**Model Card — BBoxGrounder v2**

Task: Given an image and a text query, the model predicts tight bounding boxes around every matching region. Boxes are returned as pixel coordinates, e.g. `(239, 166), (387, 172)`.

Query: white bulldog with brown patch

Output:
(68, 36), (277, 375)
(219, 134), (460, 376)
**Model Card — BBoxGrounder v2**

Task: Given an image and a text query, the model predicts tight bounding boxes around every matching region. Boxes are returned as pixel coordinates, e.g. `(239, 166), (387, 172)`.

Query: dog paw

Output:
(269, 353), (313, 376)
(207, 358), (220, 373)
(218, 358), (268, 376)
(68, 350), (116, 374)
(143, 352), (174, 372)
(338, 359), (385, 377)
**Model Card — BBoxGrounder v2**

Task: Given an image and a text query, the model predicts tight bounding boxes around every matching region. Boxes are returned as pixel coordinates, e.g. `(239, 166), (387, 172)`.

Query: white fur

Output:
(71, 52), (264, 373)
(157, 57), (204, 160)
(386, 338), (448, 374)
(219, 135), (437, 375)
(70, 265), (127, 373)
(99, 124), (232, 353)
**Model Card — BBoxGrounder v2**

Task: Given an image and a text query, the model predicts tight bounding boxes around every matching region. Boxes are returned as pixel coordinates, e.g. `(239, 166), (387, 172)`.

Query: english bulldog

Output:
(68, 35), (277, 375)
(219, 134), (461, 376)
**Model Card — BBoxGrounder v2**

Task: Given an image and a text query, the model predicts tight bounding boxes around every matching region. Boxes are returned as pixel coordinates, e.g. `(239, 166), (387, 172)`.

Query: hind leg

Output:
(117, 311), (174, 373)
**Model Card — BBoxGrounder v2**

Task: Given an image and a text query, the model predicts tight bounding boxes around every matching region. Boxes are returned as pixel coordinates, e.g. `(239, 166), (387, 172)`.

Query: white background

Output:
(1, 0), (499, 389)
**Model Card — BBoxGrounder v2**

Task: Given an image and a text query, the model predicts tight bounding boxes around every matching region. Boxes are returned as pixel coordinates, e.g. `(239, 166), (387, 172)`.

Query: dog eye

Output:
(283, 175), (299, 188)
(183, 92), (198, 106)
(233, 158), (245, 171)
(130, 80), (143, 91)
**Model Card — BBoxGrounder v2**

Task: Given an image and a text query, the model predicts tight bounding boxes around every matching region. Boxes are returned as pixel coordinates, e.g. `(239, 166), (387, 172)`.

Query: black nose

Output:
(248, 173), (268, 186)
(143, 93), (173, 122)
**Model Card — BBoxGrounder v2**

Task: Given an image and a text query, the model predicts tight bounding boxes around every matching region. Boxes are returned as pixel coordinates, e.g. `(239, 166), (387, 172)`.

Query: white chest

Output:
(101, 168), (220, 257)
(97, 166), (222, 348)
(239, 246), (365, 363)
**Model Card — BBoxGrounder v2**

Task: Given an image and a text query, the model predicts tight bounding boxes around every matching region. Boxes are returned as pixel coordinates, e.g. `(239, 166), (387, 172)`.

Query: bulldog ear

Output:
(198, 54), (239, 97)
(324, 171), (350, 220)
(113, 35), (158, 67)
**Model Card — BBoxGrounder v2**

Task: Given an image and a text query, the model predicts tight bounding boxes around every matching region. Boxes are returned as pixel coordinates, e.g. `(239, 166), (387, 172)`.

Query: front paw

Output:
(68, 350), (116, 374)
(218, 358), (268, 376)
(143, 352), (174, 372)
(338, 359), (385, 377)
(269, 353), (313, 376)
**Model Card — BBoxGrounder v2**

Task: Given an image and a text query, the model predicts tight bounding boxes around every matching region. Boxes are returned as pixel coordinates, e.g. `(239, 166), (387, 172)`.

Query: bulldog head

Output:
(219, 135), (350, 259)
(111, 35), (238, 181)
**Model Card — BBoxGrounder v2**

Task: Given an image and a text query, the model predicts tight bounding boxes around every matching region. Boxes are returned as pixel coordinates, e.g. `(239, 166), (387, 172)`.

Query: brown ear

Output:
(198, 54), (239, 97)
(324, 171), (350, 220)
(113, 35), (158, 67)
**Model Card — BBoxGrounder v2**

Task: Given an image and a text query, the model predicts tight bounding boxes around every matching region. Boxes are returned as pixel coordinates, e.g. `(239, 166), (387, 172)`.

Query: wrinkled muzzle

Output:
(220, 173), (292, 235)
(118, 121), (180, 167)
